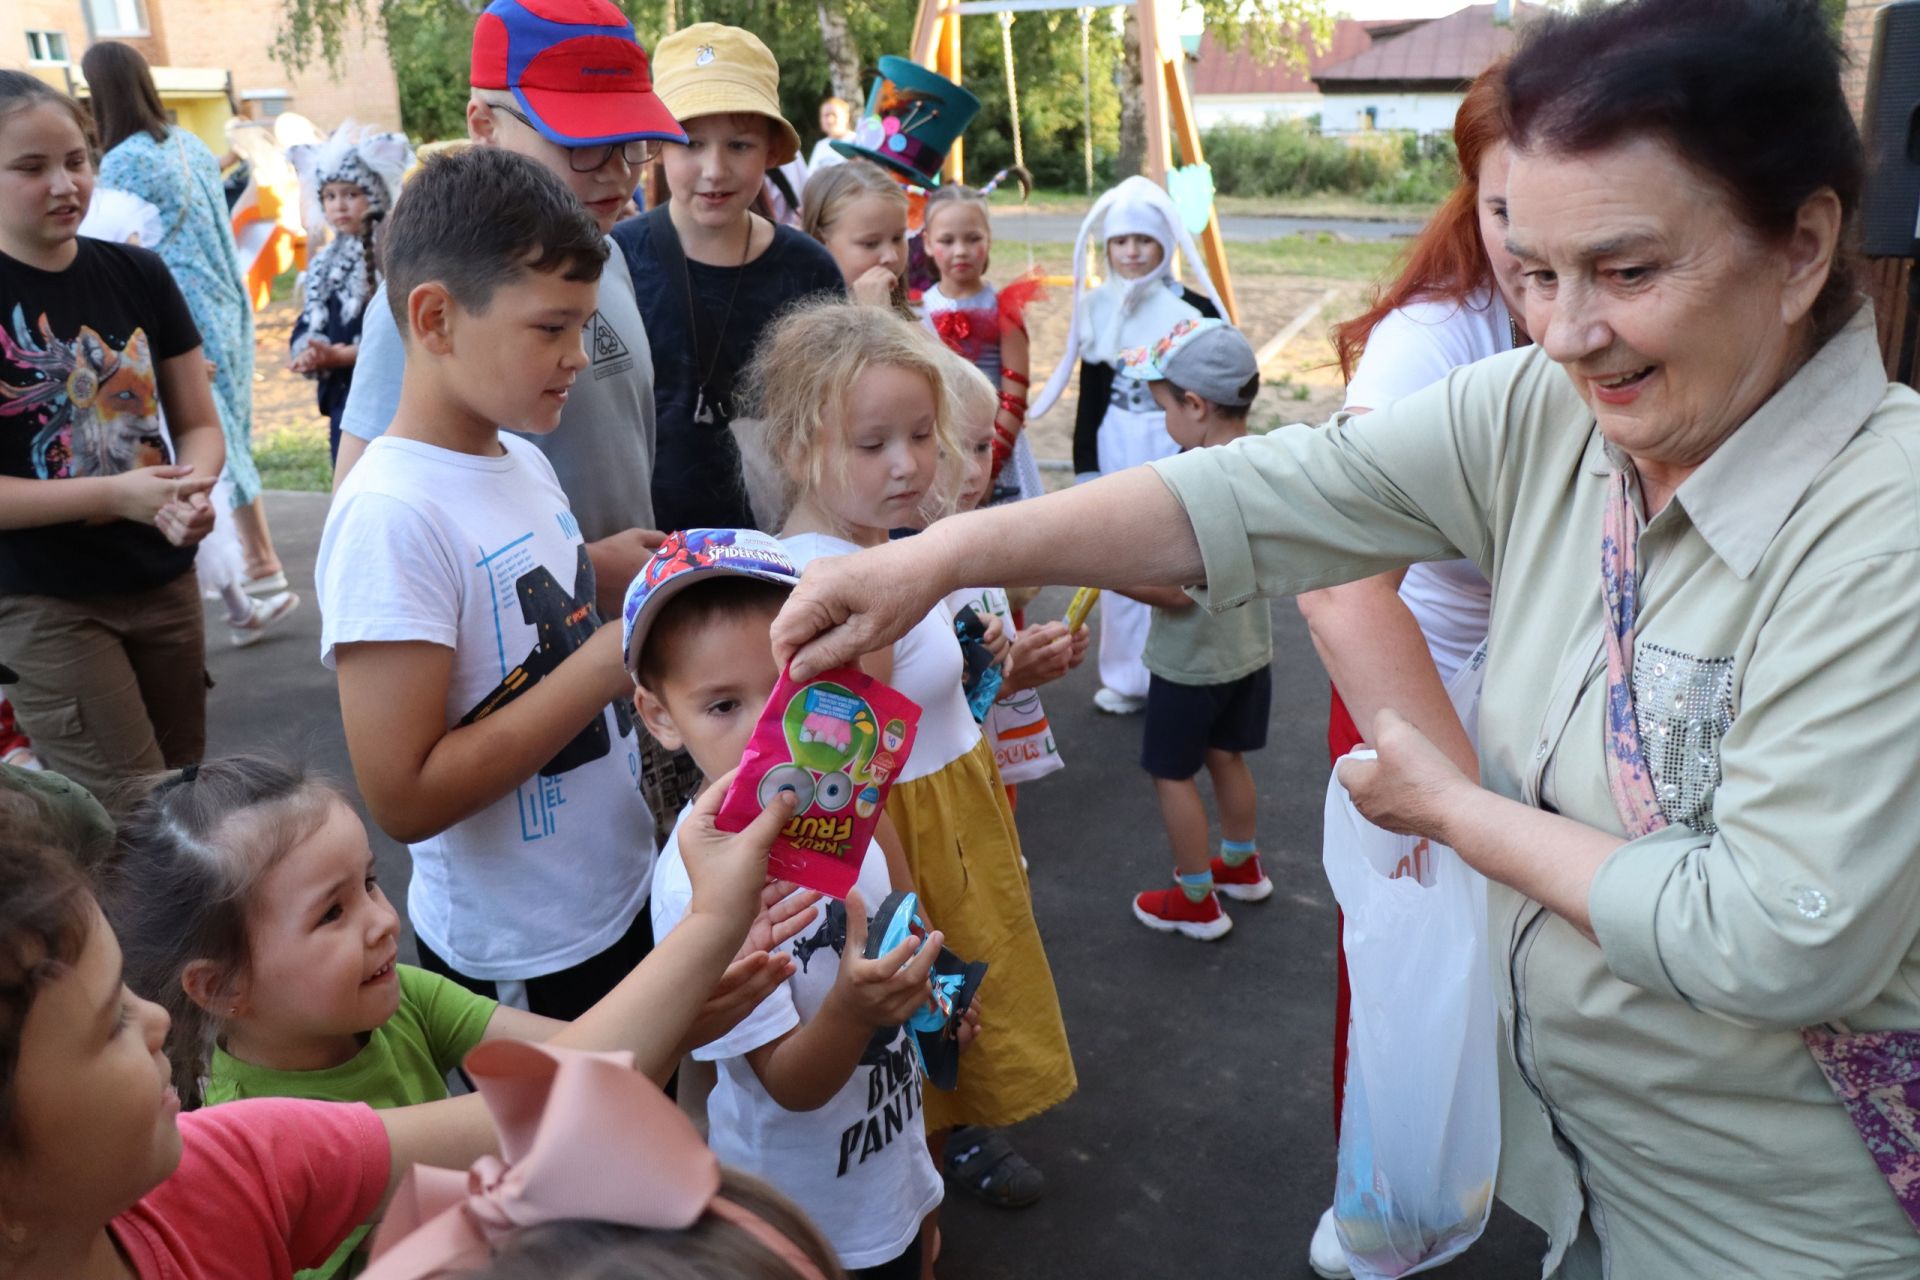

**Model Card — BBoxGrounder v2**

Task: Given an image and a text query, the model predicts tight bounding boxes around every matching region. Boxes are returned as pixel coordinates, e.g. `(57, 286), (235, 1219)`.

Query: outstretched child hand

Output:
(680, 767), (797, 939)
(742, 880), (824, 958)
(829, 888), (944, 1030)
(679, 881), (826, 1054)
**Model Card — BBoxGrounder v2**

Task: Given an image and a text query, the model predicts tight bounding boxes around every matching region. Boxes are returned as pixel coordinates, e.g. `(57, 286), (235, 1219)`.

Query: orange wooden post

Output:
(941, 10), (965, 184)
(1161, 43), (1237, 323)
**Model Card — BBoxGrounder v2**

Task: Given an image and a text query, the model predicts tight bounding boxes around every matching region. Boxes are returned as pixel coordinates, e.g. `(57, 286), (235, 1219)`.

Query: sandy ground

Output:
(253, 300), (322, 433)
(247, 263), (1365, 481)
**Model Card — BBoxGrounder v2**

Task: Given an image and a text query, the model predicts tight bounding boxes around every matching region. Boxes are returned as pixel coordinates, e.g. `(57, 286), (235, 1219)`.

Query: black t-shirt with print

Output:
(0, 238), (203, 597)
(613, 215), (845, 532)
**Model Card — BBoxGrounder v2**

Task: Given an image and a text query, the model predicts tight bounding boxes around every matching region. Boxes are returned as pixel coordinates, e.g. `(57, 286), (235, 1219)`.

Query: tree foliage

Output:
(273, 0), (1327, 178)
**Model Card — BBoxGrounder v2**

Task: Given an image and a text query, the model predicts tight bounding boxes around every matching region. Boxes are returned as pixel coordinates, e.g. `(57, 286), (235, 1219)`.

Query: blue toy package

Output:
(953, 604), (1003, 723)
(862, 890), (986, 1091)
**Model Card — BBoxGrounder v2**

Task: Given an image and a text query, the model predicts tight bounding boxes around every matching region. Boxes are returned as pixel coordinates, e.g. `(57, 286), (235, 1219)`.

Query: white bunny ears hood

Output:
(1029, 175), (1227, 420)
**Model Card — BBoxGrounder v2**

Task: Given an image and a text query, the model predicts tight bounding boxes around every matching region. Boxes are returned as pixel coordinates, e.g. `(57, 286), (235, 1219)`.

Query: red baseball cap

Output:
(470, 0), (686, 148)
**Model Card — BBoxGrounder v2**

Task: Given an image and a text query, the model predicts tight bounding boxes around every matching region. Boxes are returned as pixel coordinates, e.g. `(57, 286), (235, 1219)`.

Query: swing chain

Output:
(998, 10), (1024, 172)
(1079, 7), (1094, 195)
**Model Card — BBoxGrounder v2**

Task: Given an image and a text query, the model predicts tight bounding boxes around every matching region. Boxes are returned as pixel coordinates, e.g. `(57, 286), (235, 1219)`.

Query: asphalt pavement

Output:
(991, 211), (1424, 244)
(205, 490), (1547, 1280)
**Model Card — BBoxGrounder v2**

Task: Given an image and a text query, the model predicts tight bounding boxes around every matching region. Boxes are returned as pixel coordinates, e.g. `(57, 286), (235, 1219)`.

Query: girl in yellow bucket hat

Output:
(612, 24), (845, 533)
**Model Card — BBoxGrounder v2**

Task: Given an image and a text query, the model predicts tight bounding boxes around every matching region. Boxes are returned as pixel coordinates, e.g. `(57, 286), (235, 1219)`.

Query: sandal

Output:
(943, 1126), (1045, 1208)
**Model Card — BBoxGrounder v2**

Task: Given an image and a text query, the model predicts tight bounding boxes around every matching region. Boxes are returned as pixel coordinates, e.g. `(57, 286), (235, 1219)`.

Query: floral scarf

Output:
(1599, 468), (1920, 1232)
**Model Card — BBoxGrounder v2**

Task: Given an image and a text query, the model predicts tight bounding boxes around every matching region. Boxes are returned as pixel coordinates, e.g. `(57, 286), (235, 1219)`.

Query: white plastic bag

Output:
(1323, 648), (1498, 1278)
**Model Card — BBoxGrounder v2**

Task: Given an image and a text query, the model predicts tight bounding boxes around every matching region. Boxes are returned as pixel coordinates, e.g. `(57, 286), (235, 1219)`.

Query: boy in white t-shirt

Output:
(316, 147), (655, 1020)
(623, 528), (947, 1279)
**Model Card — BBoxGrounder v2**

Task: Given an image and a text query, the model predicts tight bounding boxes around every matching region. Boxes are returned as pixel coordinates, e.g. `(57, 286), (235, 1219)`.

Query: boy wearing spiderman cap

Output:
(626, 529), (946, 1279)
(335, 0), (678, 613)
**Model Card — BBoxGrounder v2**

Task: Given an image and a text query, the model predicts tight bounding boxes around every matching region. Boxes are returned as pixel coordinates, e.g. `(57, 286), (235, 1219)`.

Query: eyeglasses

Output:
(490, 102), (661, 172)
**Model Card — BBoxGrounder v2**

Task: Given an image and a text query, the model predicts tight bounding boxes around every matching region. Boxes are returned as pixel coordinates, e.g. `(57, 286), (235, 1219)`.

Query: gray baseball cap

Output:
(1118, 317), (1260, 408)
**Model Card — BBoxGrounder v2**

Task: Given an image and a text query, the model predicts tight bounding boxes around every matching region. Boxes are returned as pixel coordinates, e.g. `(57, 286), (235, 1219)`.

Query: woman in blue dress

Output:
(82, 41), (286, 590)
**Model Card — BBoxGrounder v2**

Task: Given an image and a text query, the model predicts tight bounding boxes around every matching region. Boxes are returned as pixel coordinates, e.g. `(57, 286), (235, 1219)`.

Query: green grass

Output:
(1020, 233), (1403, 283)
(1229, 233), (1407, 282)
(1013, 184), (1436, 223)
(253, 420), (332, 494)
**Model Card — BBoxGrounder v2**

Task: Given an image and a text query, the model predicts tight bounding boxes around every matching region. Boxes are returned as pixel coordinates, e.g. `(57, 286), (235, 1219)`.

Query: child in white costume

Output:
(1029, 176), (1226, 714)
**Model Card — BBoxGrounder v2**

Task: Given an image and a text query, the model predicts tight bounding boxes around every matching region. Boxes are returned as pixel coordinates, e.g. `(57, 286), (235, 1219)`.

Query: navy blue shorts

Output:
(1140, 666), (1273, 780)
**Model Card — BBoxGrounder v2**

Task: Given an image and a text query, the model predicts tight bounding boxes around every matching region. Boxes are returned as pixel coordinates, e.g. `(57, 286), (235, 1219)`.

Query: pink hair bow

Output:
(361, 1040), (828, 1280)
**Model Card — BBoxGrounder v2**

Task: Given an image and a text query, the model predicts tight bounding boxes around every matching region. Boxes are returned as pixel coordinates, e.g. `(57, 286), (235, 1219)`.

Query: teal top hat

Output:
(831, 55), (980, 187)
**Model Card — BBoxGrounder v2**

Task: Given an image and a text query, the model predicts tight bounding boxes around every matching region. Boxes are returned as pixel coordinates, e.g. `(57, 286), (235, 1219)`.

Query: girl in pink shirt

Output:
(0, 774), (794, 1280)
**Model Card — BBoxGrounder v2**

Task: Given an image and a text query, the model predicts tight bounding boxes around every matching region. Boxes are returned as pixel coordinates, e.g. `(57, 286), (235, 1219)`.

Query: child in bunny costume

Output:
(1028, 175), (1227, 715)
(287, 124), (412, 464)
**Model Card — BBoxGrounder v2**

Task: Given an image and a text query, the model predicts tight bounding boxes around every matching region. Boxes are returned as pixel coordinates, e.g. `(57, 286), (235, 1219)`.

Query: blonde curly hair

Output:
(736, 300), (967, 533)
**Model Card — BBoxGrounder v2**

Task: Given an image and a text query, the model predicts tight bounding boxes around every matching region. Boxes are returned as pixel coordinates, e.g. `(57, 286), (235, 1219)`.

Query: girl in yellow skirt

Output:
(739, 299), (1077, 1213)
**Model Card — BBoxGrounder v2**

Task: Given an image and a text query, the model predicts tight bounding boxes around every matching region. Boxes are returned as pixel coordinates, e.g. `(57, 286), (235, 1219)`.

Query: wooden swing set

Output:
(907, 0), (1238, 322)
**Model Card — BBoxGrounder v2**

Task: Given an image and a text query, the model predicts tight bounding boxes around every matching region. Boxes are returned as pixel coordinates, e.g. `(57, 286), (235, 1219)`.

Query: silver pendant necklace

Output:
(690, 215), (754, 427)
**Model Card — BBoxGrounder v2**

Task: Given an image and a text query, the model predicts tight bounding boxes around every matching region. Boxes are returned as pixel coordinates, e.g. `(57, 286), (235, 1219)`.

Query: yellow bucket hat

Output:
(651, 23), (800, 166)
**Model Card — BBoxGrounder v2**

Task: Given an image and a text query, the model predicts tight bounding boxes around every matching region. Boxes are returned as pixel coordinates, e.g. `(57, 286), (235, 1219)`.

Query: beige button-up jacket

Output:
(1152, 306), (1920, 1278)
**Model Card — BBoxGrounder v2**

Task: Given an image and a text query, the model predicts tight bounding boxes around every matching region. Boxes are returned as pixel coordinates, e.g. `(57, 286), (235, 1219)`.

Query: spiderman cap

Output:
(621, 528), (801, 683)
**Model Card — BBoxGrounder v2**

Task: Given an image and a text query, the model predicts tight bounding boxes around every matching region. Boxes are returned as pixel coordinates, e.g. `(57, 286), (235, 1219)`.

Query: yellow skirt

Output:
(886, 734), (1077, 1130)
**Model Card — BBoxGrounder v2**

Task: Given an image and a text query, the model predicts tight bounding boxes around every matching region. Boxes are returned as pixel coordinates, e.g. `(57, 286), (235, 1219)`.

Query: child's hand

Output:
(1066, 622), (1091, 669)
(981, 613), (1012, 666)
(829, 888), (943, 1030)
(680, 767), (797, 937)
(288, 347), (319, 375)
(850, 265), (901, 309)
(112, 464), (211, 528)
(679, 950), (795, 1054)
(1005, 621), (1078, 691)
(957, 997), (982, 1051)
(740, 880), (823, 958)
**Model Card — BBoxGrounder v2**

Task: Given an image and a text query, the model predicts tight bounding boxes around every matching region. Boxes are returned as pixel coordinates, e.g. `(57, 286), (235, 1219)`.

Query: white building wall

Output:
(1194, 93), (1325, 129)
(1319, 91), (1463, 136)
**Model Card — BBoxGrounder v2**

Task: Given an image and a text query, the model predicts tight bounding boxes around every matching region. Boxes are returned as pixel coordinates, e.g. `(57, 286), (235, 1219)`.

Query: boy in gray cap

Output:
(1111, 319), (1274, 939)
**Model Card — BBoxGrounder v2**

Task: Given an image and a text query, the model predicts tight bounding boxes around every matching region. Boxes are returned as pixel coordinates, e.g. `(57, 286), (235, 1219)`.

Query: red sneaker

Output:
(0, 697), (37, 771)
(1132, 886), (1232, 940)
(1211, 853), (1273, 902)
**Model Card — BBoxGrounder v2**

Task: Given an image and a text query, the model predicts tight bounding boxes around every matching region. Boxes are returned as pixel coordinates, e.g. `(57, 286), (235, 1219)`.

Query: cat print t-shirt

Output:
(316, 433), (654, 981)
(0, 238), (203, 596)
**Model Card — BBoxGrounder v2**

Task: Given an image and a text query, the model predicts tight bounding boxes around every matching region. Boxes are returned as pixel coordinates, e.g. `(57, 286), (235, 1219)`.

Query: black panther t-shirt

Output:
(0, 238), (202, 597)
(613, 214), (844, 532)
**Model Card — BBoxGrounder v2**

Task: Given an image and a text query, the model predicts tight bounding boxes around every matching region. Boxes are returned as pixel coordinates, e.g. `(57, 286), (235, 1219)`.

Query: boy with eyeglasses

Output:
(333, 0), (678, 625)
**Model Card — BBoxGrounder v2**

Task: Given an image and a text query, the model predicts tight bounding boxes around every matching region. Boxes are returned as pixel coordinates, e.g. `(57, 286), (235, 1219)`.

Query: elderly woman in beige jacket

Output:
(768, 2), (1920, 1275)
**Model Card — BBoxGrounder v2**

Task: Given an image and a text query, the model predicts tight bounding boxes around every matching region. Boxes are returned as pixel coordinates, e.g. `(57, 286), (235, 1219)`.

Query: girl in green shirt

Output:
(100, 755), (820, 1277)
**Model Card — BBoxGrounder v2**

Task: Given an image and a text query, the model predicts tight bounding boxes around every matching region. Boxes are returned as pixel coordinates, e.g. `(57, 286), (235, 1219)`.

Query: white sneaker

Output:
(1092, 686), (1146, 715)
(1310, 1206), (1352, 1279)
(231, 590), (300, 648)
(1, 746), (41, 771)
(242, 570), (289, 595)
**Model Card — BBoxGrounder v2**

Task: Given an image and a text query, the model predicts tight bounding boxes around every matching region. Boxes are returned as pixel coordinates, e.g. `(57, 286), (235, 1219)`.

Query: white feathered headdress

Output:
(1029, 175), (1227, 421)
(287, 124), (413, 357)
(288, 122), (414, 241)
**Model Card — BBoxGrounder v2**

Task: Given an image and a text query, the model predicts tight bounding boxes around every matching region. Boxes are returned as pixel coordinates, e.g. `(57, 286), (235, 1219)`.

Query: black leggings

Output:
(416, 904), (654, 1021)
(850, 1228), (924, 1280)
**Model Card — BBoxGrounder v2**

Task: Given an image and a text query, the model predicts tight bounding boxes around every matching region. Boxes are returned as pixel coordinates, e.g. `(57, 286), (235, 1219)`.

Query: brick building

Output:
(1843, 0), (1883, 120)
(5, 0), (401, 150)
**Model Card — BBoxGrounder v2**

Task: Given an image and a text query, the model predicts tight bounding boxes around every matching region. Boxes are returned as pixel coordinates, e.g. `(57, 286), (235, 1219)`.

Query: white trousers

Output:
(1096, 404), (1181, 698)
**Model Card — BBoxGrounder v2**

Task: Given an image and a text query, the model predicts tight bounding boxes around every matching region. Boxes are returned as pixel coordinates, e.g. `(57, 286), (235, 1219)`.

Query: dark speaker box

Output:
(1862, 0), (1920, 256)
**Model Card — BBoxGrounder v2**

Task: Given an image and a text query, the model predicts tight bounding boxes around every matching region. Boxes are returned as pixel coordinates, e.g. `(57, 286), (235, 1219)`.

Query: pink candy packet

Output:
(716, 666), (922, 899)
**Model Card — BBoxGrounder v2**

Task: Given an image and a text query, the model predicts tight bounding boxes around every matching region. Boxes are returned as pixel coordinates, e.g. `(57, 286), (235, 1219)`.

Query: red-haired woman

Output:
(1296, 62), (1527, 1279)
